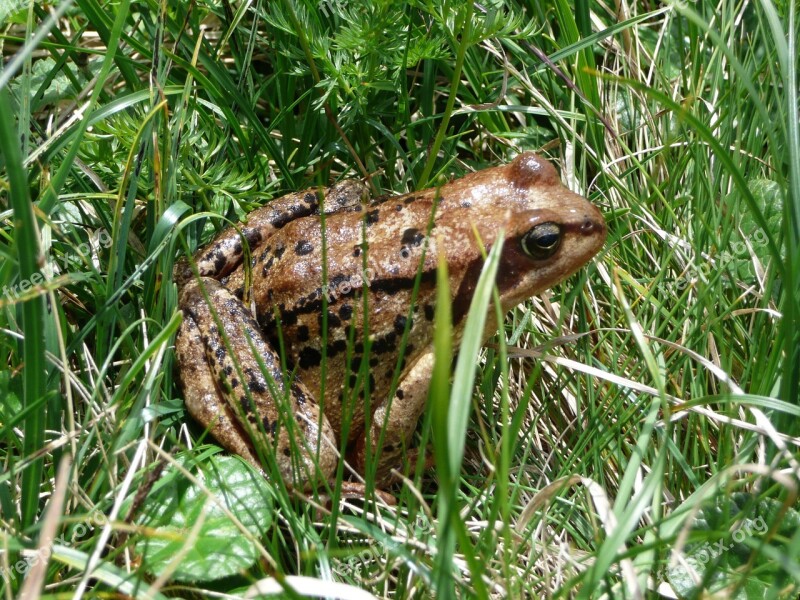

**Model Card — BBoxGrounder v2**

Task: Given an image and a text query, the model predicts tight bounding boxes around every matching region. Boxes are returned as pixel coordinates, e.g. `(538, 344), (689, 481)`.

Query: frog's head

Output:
(495, 152), (606, 310)
(440, 152), (606, 314)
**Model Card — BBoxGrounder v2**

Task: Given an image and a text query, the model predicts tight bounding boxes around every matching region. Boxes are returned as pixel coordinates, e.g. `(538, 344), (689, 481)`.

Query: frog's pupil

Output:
(537, 232), (558, 248)
(522, 222), (562, 259)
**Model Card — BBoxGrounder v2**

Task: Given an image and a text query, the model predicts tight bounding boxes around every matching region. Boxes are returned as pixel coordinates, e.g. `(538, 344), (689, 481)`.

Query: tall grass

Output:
(1, 0), (797, 597)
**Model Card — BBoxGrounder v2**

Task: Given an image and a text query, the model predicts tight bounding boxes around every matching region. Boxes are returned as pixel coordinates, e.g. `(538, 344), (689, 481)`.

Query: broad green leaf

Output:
(667, 492), (800, 599)
(134, 454), (273, 583)
(730, 178), (784, 281)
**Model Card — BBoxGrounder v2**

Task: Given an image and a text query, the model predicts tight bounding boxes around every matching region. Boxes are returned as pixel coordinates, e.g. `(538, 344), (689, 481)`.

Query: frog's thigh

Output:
(178, 279), (337, 486)
(176, 314), (262, 468)
(369, 349), (435, 460)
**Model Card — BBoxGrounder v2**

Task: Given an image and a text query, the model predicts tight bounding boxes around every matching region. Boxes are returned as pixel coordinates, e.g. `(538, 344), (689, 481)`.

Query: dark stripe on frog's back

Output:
(258, 263), (439, 340)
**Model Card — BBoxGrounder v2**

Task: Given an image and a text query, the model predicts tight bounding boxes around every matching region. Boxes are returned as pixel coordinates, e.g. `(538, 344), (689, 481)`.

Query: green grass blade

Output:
(0, 89), (47, 529)
(432, 237), (502, 597)
(430, 250), (454, 596)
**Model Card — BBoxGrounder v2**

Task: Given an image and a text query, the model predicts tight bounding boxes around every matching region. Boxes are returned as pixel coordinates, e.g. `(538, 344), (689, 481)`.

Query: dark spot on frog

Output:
(234, 286), (244, 300)
(303, 192), (316, 205)
(274, 244), (286, 259)
(424, 303), (434, 321)
(330, 273), (350, 290)
(297, 324), (310, 342)
(366, 209), (380, 226)
(347, 354), (363, 373)
(403, 195), (416, 205)
(298, 346), (322, 368)
(271, 211), (293, 229)
(394, 314), (409, 335)
(262, 416), (278, 439)
(339, 304), (353, 320)
(395, 204), (403, 211)
(258, 246), (271, 262)
(319, 310), (341, 330)
(279, 296), (324, 327)
(248, 230), (263, 246)
(257, 311), (276, 331)
(283, 448), (291, 457)
(326, 338), (347, 358)
(230, 378), (239, 388)
(213, 251), (227, 273)
(233, 240), (242, 255)
(240, 395), (253, 414)
(460, 200), (472, 208)
(369, 357), (379, 367)
(401, 228), (424, 247)
(281, 307), (298, 327)
(371, 331), (397, 354)
(352, 246), (361, 257)
(262, 257), (275, 277)
(400, 248), (411, 259)
(395, 388), (404, 400)
(247, 375), (267, 394)
(293, 386), (308, 405)
(215, 346), (226, 362)
(295, 240), (314, 256)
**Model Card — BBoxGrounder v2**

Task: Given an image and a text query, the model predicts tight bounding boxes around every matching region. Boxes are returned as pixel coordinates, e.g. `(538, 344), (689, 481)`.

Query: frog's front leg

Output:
(175, 179), (368, 285)
(176, 278), (338, 488)
(355, 350), (435, 485)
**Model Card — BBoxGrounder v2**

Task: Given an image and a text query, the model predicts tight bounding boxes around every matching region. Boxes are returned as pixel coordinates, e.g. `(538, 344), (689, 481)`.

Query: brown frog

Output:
(175, 152), (605, 489)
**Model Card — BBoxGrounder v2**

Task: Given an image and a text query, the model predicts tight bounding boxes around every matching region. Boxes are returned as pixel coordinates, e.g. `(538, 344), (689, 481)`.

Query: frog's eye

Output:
(521, 222), (562, 260)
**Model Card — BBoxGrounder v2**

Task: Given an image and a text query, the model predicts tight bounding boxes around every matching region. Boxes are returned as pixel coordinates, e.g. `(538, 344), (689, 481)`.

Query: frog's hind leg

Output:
(177, 278), (338, 488)
(176, 311), (263, 468)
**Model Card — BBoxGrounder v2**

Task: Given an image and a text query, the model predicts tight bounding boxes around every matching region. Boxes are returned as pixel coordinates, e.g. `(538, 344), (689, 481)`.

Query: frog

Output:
(174, 152), (606, 491)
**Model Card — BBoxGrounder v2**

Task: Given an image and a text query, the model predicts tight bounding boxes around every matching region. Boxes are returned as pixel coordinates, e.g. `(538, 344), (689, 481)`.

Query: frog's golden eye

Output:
(521, 222), (562, 259)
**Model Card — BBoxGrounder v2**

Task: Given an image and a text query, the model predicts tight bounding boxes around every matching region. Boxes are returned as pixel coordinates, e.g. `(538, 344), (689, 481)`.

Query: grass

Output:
(1, 0), (799, 597)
